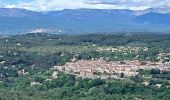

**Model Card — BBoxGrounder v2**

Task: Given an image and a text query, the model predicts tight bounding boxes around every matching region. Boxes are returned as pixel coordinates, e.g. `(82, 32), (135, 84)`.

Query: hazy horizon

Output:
(0, 0), (170, 12)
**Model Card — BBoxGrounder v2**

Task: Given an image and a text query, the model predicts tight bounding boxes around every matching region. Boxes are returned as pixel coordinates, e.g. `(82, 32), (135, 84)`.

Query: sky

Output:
(0, 0), (170, 11)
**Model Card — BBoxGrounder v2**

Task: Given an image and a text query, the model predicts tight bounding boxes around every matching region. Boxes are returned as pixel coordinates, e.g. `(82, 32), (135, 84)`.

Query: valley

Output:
(0, 33), (170, 100)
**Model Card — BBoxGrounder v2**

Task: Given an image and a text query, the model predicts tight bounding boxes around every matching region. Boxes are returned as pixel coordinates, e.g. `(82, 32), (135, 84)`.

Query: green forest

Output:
(0, 33), (170, 100)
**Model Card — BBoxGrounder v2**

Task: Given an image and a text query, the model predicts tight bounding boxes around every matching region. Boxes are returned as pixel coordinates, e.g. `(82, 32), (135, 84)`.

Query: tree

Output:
(90, 78), (105, 87)
(150, 68), (160, 74)
(120, 73), (124, 78)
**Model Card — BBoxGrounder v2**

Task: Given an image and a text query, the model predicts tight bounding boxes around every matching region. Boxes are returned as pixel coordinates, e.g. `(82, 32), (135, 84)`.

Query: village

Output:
(54, 59), (170, 79)
(52, 46), (170, 79)
(96, 46), (149, 53)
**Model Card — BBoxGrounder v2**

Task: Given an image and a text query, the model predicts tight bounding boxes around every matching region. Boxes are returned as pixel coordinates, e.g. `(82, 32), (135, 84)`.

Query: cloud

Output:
(86, 0), (170, 8)
(0, 0), (170, 11)
(0, 0), (121, 11)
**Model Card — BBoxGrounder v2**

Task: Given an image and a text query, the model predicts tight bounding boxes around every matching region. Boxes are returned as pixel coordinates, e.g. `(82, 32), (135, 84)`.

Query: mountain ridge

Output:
(0, 8), (170, 35)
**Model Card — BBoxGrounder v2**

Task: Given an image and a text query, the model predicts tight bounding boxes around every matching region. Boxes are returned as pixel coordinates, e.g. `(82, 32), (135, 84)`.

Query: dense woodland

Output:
(0, 33), (170, 100)
(1, 33), (170, 48)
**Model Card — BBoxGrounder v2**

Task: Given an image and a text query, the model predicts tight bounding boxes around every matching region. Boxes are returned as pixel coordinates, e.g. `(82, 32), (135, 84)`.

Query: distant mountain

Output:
(134, 8), (170, 15)
(0, 8), (170, 35)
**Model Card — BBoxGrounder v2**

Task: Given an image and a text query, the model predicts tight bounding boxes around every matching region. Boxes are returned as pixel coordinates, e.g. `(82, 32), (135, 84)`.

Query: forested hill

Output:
(1, 33), (170, 49)
(0, 33), (170, 100)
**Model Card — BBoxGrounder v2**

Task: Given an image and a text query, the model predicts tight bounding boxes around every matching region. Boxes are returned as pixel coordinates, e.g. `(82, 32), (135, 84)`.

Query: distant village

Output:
(96, 46), (149, 53)
(54, 59), (170, 79)
(52, 46), (170, 79)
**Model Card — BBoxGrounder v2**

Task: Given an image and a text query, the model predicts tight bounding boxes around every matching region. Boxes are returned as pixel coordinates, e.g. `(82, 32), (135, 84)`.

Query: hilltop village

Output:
(54, 59), (170, 79)
(53, 46), (170, 79)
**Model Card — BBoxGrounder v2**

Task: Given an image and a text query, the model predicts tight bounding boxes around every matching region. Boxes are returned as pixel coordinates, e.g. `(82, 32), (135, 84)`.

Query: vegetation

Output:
(0, 33), (170, 100)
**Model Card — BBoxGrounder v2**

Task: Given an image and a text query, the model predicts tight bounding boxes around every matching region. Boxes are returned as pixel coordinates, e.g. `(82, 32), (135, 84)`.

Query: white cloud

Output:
(86, 0), (170, 8)
(0, 0), (170, 11)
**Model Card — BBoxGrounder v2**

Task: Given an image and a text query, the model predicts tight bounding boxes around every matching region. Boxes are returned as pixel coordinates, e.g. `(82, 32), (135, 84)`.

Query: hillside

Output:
(0, 33), (170, 100)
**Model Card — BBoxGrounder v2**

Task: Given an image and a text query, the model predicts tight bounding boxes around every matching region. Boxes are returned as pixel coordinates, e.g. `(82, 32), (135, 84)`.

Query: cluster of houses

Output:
(54, 59), (170, 79)
(96, 46), (148, 53)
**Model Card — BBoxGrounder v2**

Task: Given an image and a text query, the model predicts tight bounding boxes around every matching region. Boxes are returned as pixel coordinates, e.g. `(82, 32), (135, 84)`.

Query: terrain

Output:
(0, 33), (170, 100)
(0, 8), (170, 35)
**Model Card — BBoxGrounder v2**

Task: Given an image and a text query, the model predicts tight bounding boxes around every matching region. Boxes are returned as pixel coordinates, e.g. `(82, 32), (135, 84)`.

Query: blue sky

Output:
(0, 0), (170, 12)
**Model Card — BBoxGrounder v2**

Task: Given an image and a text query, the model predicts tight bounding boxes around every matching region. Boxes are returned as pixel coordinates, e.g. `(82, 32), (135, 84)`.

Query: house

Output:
(30, 82), (41, 86)
(52, 71), (59, 79)
(53, 66), (64, 72)
(80, 68), (93, 78)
